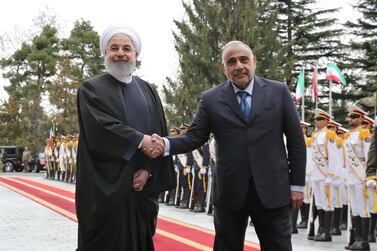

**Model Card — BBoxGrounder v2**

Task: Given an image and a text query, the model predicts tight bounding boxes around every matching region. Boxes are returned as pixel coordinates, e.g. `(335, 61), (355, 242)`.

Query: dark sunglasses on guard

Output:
(348, 114), (361, 119)
(314, 117), (326, 121)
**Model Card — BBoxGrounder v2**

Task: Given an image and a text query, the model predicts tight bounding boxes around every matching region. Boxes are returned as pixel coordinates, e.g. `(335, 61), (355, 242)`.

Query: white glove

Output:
(184, 167), (191, 174)
(325, 176), (333, 186)
(333, 178), (341, 187)
(200, 168), (207, 174)
(366, 179), (377, 189)
(174, 167), (179, 173)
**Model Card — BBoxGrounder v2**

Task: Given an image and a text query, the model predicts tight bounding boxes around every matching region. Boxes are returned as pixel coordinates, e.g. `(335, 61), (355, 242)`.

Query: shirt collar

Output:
(231, 77), (254, 96)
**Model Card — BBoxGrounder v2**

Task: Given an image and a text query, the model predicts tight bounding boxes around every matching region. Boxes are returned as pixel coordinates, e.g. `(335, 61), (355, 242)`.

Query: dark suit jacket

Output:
(168, 76), (306, 211)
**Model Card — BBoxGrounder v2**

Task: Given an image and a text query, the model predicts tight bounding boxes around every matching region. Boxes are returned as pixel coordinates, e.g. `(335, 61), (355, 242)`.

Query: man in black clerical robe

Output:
(75, 25), (175, 251)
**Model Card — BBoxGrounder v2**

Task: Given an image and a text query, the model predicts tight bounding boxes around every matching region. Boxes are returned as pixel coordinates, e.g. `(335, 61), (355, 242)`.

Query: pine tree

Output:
(345, 0), (377, 115)
(0, 25), (59, 153)
(48, 20), (103, 134)
(277, 0), (346, 121)
(163, 0), (282, 126)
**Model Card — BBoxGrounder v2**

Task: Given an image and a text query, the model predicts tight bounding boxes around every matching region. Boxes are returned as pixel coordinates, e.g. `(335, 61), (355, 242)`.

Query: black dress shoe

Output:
(314, 232), (332, 242)
(330, 227), (342, 236)
(297, 221), (308, 229)
(345, 240), (370, 250)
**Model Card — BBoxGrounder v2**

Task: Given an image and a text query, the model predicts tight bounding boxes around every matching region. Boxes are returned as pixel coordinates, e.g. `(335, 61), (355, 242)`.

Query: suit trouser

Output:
(213, 178), (291, 251)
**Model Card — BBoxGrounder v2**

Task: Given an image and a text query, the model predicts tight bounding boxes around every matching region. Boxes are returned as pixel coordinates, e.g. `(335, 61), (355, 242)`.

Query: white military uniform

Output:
(344, 126), (371, 217)
(312, 127), (338, 212)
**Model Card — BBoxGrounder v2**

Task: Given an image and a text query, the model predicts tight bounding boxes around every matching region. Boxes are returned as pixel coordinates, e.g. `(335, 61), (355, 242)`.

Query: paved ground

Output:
(0, 172), (376, 251)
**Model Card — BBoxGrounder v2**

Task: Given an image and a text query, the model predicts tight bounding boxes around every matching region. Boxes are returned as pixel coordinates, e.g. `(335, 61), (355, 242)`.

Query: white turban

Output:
(100, 25), (141, 56)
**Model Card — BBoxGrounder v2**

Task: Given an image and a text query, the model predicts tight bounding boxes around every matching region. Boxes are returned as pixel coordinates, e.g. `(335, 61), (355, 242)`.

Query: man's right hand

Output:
(140, 134), (164, 159)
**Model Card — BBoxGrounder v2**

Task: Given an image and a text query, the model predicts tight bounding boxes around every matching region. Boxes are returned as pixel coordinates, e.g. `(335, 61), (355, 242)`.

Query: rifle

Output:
(188, 167), (196, 209)
(307, 189), (315, 239)
(205, 167), (213, 214)
(174, 168), (180, 206)
(346, 202), (355, 247)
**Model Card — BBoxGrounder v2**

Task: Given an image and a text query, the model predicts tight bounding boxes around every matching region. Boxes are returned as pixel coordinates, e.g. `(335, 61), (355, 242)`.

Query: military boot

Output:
(315, 211), (332, 242)
(341, 205), (348, 230)
(314, 209), (325, 239)
(297, 203), (309, 229)
(345, 216), (364, 250)
(331, 207), (342, 235)
(368, 213), (376, 242)
(346, 217), (370, 250)
(179, 189), (190, 209)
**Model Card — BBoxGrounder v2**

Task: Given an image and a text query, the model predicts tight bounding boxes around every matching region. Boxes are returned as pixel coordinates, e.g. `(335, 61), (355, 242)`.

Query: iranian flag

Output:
(326, 63), (347, 84)
(295, 70), (304, 104)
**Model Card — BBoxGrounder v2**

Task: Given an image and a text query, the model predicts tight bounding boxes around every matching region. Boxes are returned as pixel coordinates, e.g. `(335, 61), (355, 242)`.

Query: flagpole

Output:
(302, 68), (305, 121)
(329, 81), (332, 116)
(315, 62), (318, 109)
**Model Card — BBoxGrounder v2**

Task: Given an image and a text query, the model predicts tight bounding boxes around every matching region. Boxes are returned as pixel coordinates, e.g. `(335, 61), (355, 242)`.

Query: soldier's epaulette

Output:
(343, 132), (350, 139)
(366, 176), (377, 180)
(326, 130), (336, 141)
(305, 137), (312, 147)
(359, 129), (370, 140)
(336, 136), (344, 147)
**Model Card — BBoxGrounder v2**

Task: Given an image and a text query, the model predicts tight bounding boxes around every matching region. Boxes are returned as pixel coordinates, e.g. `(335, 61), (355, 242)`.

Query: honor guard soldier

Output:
(296, 121), (312, 230)
(58, 136), (67, 181)
(310, 109), (337, 242)
(337, 126), (350, 231)
(192, 142), (210, 213)
(178, 123), (194, 209)
(327, 120), (346, 236)
(362, 115), (375, 132)
(344, 105), (372, 250)
(165, 127), (181, 206)
(365, 116), (377, 243)
(206, 134), (216, 215)
(71, 134), (78, 183)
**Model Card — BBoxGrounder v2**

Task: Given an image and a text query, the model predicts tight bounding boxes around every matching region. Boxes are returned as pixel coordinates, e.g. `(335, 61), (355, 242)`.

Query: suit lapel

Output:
(249, 76), (267, 124)
(221, 80), (245, 121)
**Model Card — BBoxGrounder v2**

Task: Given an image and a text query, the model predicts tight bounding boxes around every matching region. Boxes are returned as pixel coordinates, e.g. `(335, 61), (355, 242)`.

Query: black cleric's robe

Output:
(76, 73), (175, 251)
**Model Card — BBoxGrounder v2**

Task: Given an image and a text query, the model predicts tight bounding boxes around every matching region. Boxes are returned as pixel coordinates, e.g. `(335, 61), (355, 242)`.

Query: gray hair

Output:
(221, 41), (253, 63)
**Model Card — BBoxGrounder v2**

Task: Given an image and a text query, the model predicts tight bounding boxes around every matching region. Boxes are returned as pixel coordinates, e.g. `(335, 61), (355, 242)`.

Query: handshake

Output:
(140, 134), (165, 158)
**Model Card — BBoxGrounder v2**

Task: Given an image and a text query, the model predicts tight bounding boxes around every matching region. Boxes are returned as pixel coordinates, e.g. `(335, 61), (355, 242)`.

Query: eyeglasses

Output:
(348, 114), (361, 119)
(327, 125), (335, 129)
(314, 117), (326, 121)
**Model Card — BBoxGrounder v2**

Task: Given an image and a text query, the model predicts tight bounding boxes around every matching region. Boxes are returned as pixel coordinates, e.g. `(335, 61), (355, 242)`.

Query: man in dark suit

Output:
(148, 40), (306, 251)
(76, 25), (175, 251)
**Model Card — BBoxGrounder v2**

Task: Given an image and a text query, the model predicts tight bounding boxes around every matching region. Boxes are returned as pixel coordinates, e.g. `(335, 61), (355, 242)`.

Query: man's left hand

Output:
(291, 191), (304, 209)
(132, 169), (150, 192)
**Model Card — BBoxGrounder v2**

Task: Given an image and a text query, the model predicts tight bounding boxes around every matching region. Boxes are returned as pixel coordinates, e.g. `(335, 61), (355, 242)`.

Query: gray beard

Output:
(105, 58), (136, 83)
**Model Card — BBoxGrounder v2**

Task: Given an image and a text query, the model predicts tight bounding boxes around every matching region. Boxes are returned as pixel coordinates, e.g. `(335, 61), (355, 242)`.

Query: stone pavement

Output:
(0, 172), (376, 251)
(0, 173), (76, 251)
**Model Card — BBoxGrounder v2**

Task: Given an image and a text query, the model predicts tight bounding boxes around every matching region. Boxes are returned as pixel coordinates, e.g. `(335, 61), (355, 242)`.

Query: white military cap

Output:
(300, 121), (310, 127)
(314, 108), (332, 120)
(337, 126), (349, 133)
(327, 120), (341, 128)
(347, 105), (366, 117)
(362, 115), (375, 126)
